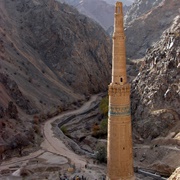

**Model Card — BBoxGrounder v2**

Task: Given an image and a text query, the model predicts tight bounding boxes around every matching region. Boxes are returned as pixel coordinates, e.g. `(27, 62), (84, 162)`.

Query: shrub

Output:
(100, 118), (108, 135)
(96, 146), (107, 163)
(99, 96), (108, 117)
(92, 123), (100, 137)
(61, 126), (68, 135)
(33, 124), (41, 135)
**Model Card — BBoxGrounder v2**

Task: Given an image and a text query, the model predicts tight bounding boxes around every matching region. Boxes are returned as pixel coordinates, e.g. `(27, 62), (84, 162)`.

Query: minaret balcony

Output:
(108, 83), (130, 96)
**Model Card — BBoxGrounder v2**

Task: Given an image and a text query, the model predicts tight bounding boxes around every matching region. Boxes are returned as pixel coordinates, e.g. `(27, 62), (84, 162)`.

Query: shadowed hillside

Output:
(0, 0), (111, 157)
(0, 0), (111, 114)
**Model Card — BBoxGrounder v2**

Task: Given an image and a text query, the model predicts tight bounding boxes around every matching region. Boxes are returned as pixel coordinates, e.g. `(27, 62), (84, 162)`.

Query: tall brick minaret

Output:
(107, 2), (134, 180)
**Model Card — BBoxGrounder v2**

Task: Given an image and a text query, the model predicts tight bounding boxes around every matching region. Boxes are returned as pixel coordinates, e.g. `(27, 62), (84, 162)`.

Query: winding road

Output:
(41, 94), (101, 168)
(0, 94), (104, 179)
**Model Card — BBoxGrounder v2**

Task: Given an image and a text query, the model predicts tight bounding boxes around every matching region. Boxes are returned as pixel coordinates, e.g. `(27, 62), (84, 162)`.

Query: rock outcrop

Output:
(131, 15), (180, 140)
(0, 73), (37, 115)
(125, 0), (163, 25)
(125, 0), (180, 58)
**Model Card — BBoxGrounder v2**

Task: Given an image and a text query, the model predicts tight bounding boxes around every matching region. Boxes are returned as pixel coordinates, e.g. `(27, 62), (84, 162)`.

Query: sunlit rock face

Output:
(125, 0), (180, 58)
(125, 0), (163, 25)
(131, 16), (180, 140)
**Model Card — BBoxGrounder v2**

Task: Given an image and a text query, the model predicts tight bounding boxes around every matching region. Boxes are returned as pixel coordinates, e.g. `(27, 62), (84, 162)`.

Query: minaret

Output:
(107, 2), (134, 180)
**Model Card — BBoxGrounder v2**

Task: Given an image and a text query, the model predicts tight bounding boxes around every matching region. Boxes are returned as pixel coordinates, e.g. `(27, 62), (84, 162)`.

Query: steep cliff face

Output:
(0, 0), (111, 114)
(125, 0), (180, 58)
(131, 16), (180, 140)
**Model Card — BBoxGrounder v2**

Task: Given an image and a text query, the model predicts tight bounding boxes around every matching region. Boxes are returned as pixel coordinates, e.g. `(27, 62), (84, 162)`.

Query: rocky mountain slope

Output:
(125, 0), (163, 25)
(56, 0), (179, 59)
(73, 0), (114, 30)
(104, 0), (134, 6)
(58, 0), (134, 6)
(130, 15), (180, 176)
(131, 15), (180, 141)
(0, 0), (111, 113)
(0, 0), (111, 155)
(57, 0), (114, 30)
(125, 0), (180, 58)
(57, 0), (130, 30)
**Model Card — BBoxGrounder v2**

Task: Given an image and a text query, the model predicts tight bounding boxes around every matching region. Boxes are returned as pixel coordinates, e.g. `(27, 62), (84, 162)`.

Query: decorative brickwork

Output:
(108, 104), (131, 116)
(108, 83), (131, 96)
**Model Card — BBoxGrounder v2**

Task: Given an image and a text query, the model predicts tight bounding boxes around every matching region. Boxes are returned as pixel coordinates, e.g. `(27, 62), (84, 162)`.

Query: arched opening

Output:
(116, 6), (121, 14)
(120, 77), (123, 83)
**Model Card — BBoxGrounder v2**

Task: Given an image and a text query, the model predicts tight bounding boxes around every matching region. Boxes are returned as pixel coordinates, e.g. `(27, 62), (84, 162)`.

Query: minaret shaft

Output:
(107, 2), (134, 180)
(112, 2), (127, 85)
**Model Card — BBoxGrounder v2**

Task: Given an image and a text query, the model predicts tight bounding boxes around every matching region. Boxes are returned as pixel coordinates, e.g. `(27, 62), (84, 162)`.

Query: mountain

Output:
(58, 0), (134, 6)
(103, 0), (134, 6)
(74, 0), (115, 30)
(131, 15), (180, 141)
(131, 15), (180, 175)
(0, 0), (111, 151)
(124, 0), (163, 25)
(57, 0), (179, 59)
(125, 0), (180, 58)
(0, 0), (111, 113)
(57, 0), (114, 30)
(57, 0), (130, 30)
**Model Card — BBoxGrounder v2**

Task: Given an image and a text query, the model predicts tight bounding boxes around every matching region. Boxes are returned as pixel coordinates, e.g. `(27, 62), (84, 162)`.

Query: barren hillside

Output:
(0, 0), (111, 156)
(0, 0), (111, 114)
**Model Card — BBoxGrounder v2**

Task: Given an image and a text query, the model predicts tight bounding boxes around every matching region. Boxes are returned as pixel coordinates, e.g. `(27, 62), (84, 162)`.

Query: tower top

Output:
(111, 1), (127, 85)
(114, 1), (124, 34)
(115, 2), (123, 15)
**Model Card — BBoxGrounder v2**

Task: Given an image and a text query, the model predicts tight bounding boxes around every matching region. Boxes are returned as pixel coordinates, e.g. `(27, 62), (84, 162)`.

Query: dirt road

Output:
(41, 94), (101, 168)
(0, 94), (105, 179)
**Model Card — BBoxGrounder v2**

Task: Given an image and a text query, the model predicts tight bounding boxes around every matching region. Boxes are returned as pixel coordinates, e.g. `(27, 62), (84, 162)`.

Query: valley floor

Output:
(0, 94), (179, 179)
(0, 95), (106, 180)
